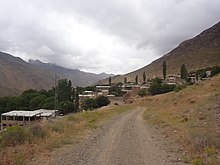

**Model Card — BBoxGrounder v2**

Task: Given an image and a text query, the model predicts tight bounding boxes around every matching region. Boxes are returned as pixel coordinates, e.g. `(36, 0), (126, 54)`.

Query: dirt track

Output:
(31, 107), (185, 165)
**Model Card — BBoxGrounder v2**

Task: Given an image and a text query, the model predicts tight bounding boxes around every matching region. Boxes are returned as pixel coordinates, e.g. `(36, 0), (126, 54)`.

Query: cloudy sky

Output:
(0, 0), (219, 74)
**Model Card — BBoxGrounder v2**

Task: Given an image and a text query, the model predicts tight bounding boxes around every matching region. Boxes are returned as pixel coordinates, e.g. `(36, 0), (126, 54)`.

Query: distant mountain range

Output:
(0, 52), (113, 96)
(28, 59), (113, 87)
(97, 21), (220, 84)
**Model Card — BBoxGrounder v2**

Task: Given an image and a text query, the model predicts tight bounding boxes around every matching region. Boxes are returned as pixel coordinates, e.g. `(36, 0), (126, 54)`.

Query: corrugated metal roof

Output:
(1, 109), (59, 117)
(1, 110), (42, 117)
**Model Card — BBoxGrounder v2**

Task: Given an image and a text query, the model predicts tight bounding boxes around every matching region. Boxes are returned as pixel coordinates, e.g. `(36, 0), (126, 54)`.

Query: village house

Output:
(95, 85), (111, 96)
(165, 74), (182, 85)
(1, 109), (58, 130)
(188, 72), (197, 83)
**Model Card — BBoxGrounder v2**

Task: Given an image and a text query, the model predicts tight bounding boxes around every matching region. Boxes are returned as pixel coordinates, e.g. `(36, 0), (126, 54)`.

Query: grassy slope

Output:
(0, 104), (133, 165)
(135, 74), (220, 163)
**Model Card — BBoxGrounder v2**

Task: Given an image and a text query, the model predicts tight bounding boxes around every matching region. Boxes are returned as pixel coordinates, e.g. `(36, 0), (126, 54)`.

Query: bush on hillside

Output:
(95, 96), (111, 108)
(0, 126), (27, 146)
(138, 89), (147, 97)
(82, 96), (110, 110)
(82, 98), (97, 110)
(174, 84), (187, 92)
(58, 101), (75, 114)
(148, 77), (176, 95)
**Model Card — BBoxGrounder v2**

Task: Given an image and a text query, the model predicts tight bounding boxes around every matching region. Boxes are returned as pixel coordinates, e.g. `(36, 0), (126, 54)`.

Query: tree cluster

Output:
(0, 89), (55, 115)
(0, 79), (80, 115)
(196, 66), (220, 78)
(82, 96), (110, 110)
(148, 77), (176, 95)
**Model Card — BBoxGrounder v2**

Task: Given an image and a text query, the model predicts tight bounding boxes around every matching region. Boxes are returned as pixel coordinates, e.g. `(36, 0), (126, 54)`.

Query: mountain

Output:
(0, 52), (56, 96)
(28, 59), (113, 87)
(0, 52), (113, 96)
(97, 21), (220, 84)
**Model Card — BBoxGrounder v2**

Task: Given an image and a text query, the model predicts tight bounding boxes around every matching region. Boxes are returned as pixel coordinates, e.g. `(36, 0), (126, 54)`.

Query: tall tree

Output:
(143, 72), (146, 83)
(135, 75), (138, 84)
(180, 64), (188, 81)
(162, 61), (167, 80)
(109, 76), (112, 86)
(124, 77), (127, 84)
(57, 79), (72, 102)
(75, 86), (79, 112)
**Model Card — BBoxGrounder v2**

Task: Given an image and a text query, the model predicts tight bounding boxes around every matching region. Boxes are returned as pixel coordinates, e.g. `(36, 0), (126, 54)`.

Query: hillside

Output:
(0, 52), (55, 96)
(98, 21), (220, 84)
(0, 52), (112, 96)
(29, 59), (113, 87)
(136, 74), (220, 163)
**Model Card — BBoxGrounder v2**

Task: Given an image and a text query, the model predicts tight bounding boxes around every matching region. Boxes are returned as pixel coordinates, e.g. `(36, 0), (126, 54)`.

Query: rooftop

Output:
(1, 110), (42, 117)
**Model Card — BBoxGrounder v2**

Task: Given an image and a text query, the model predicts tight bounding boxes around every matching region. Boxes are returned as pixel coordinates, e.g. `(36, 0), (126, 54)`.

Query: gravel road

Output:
(31, 107), (185, 165)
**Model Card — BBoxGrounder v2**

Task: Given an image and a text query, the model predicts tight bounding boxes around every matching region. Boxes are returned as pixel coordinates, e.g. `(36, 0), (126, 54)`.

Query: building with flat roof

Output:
(1, 109), (59, 130)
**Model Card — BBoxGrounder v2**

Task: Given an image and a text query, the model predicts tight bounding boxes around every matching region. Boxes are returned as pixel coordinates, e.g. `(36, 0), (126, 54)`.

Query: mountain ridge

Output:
(97, 21), (220, 84)
(0, 52), (113, 96)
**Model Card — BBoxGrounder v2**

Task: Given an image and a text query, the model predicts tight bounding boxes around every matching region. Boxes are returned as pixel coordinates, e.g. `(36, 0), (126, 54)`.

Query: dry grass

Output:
(137, 74), (220, 164)
(0, 104), (132, 165)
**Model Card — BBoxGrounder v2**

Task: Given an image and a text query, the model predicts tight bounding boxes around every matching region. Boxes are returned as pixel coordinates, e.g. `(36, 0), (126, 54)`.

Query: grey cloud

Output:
(0, 0), (220, 74)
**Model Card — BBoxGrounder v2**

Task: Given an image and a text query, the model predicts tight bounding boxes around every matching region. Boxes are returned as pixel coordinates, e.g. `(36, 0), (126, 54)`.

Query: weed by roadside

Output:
(0, 104), (131, 164)
(141, 75), (220, 164)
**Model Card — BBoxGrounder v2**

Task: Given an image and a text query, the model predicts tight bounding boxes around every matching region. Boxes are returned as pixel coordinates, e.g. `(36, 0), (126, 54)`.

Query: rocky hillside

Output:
(0, 52), (55, 96)
(0, 52), (113, 96)
(29, 59), (113, 87)
(98, 21), (220, 84)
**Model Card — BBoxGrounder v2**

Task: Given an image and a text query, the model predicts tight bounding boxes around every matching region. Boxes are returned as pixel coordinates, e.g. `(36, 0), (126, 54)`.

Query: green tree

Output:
(109, 76), (112, 86)
(58, 101), (75, 114)
(143, 72), (146, 83)
(162, 61), (167, 79)
(148, 77), (175, 95)
(75, 86), (79, 112)
(180, 64), (188, 81)
(57, 79), (72, 102)
(82, 98), (97, 110)
(135, 75), (138, 84)
(29, 95), (46, 110)
(43, 97), (55, 109)
(124, 77), (127, 84)
(95, 96), (110, 108)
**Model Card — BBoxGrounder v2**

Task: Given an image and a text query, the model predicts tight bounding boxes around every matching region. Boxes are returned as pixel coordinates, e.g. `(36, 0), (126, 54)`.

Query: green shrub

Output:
(192, 156), (205, 165)
(0, 126), (27, 146)
(174, 84), (187, 92)
(204, 146), (217, 157)
(58, 101), (75, 114)
(138, 89), (147, 97)
(82, 98), (97, 110)
(211, 66), (220, 77)
(148, 78), (176, 95)
(95, 96), (110, 108)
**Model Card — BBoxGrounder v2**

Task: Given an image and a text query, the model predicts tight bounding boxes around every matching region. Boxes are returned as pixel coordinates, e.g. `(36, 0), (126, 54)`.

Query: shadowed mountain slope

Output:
(0, 52), (113, 96)
(97, 21), (220, 84)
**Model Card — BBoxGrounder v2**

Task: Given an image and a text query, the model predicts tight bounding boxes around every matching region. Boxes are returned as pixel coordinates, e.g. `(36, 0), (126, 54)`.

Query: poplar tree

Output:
(162, 61), (167, 80)
(143, 72), (146, 83)
(180, 64), (188, 81)
(135, 75), (138, 84)
(124, 77), (127, 84)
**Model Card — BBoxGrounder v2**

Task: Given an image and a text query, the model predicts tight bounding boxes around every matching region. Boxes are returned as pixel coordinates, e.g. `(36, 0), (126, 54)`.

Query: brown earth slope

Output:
(135, 74), (220, 163)
(98, 21), (220, 84)
(0, 52), (113, 96)
(0, 52), (55, 96)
